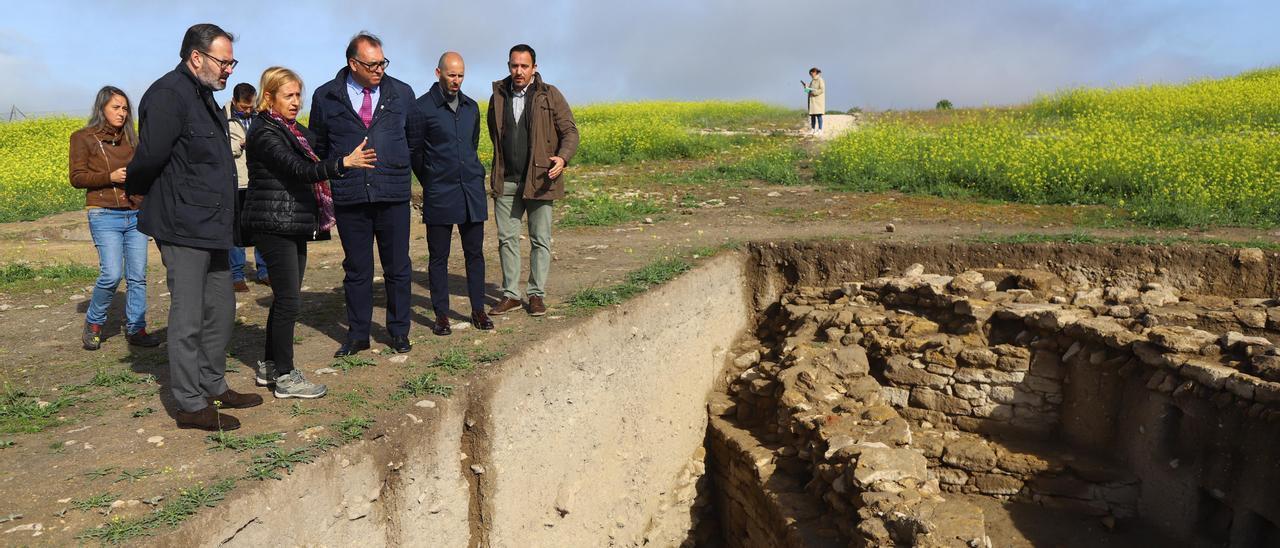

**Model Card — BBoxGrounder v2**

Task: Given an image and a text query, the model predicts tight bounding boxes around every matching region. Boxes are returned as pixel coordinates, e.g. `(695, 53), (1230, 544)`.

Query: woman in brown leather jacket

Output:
(69, 86), (159, 350)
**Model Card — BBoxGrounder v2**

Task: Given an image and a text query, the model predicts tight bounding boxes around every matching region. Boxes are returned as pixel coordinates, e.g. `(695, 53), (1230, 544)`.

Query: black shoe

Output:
(334, 339), (370, 358)
(389, 335), (412, 354)
(432, 312), (452, 336)
(126, 328), (161, 347)
(471, 310), (494, 331)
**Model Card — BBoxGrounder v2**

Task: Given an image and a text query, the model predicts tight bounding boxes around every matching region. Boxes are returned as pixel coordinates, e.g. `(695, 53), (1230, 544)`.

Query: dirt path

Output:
(0, 123), (1277, 544)
(814, 113), (858, 140)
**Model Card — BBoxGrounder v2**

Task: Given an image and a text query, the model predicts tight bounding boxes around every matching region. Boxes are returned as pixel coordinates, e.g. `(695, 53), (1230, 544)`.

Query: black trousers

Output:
(427, 221), (485, 314)
(334, 201), (412, 341)
(256, 232), (307, 374)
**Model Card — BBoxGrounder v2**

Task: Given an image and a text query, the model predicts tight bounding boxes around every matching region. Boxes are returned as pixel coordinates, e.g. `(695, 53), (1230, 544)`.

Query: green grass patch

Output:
(113, 468), (157, 483)
(687, 145), (807, 185)
(474, 350), (507, 364)
(559, 190), (665, 227)
(392, 372), (454, 401)
(333, 415), (374, 441)
(0, 261), (97, 290)
(332, 355), (377, 372)
(0, 386), (74, 433)
(205, 431), (285, 453)
(567, 258), (692, 311)
(77, 478), (236, 543)
(288, 402), (318, 417)
(70, 492), (117, 513)
(429, 348), (474, 374)
(245, 447), (315, 481)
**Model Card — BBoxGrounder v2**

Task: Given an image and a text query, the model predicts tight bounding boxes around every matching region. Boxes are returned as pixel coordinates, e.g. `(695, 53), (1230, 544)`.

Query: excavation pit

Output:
(713, 241), (1280, 548)
(167, 241), (1280, 547)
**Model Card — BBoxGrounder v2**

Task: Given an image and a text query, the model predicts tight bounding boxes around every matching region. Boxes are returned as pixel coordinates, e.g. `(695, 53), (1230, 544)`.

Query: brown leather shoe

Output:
(207, 389), (264, 410)
(490, 297), (523, 315)
(528, 296), (547, 316)
(432, 312), (452, 336)
(176, 405), (241, 431)
(471, 310), (495, 330)
(233, 280), (250, 293)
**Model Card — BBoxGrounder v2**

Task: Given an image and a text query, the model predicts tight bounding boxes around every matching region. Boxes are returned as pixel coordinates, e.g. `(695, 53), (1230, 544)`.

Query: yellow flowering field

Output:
(1, 101), (793, 223)
(0, 117), (84, 223)
(482, 100), (793, 165)
(817, 68), (1280, 226)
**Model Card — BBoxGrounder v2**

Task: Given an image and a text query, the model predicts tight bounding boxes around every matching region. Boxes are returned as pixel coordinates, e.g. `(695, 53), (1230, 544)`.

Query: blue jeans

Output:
(86, 208), (148, 333)
(229, 246), (268, 282)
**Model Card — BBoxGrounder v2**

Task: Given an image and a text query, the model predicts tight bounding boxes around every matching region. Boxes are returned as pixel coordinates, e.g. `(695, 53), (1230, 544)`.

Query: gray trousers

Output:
(158, 242), (233, 412)
(494, 180), (553, 299)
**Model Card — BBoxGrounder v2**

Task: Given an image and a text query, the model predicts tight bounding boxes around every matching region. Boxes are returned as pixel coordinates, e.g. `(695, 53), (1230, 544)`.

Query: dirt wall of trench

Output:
(748, 240), (1280, 308)
(163, 253), (751, 547)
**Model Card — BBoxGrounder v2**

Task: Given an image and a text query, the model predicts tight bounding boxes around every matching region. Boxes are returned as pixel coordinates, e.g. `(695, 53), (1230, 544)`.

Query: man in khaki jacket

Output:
(487, 44), (579, 316)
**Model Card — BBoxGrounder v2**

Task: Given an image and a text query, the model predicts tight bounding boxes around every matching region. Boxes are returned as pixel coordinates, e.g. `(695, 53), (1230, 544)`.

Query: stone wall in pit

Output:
(728, 257), (1280, 546)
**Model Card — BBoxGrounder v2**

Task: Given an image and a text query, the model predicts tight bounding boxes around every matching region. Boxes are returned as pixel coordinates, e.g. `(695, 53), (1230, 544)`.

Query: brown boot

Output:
(206, 389), (264, 410)
(233, 280), (250, 293)
(490, 297), (523, 315)
(528, 296), (547, 317)
(176, 405), (241, 431)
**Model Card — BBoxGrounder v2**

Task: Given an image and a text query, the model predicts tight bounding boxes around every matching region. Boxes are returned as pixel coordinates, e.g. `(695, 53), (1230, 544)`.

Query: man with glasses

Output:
(309, 31), (416, 357)
(127, 23), (262, 431)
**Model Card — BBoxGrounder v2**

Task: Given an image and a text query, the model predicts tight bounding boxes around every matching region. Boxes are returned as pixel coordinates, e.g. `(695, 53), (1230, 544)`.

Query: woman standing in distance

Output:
(242, 67), (376, 398)
(69, 86), (161, 351)
(804, 67), (825, 135)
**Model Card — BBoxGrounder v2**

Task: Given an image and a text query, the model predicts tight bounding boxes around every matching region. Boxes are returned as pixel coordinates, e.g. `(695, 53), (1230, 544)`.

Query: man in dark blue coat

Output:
(127, 23), (262, 431)
(308, 31), (416, 356)
(408, 52), (492, 336)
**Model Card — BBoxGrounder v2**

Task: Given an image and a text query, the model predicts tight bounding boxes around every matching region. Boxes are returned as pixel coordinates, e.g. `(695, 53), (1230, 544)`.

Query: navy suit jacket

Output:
(407, 82), (487, 224)
(308, 67), (415, 206)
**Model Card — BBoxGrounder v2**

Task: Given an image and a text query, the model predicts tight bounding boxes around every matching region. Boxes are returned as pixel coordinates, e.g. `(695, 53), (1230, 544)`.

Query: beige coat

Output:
(807, 76), (826, 115)
(224, 103), (250, 188)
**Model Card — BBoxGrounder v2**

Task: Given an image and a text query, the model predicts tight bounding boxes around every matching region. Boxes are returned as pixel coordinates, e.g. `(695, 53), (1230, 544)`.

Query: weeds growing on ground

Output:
(332, 355), (376, 372)
(205, 431), (284, 453)
(333, 416), (374, 441)
(429, 348), (474, 374)
(567, 258), (692, 310)
(559, 187), (665, 227)
(392, 372), (454, 400)
(0, 386), (74, 433)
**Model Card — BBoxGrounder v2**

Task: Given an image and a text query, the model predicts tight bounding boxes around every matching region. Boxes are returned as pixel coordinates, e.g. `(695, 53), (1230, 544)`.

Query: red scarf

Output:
(267, 110), (335, 231)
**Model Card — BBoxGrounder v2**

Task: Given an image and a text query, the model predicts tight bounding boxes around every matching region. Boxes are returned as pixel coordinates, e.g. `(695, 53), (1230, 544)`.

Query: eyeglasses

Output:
(351, 57), (391, 72)
(197, 50), (239, 71)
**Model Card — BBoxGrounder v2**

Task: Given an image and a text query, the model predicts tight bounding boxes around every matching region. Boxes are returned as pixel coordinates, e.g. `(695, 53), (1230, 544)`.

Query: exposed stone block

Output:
(941, 437), (997, 472)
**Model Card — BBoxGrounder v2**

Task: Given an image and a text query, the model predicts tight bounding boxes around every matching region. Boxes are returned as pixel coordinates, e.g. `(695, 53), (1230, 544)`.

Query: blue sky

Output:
(2, 0), (1277, 117)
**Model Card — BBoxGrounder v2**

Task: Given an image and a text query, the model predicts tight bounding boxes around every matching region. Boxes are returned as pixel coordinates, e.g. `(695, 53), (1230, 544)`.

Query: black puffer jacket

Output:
(242, 114), (342, 238)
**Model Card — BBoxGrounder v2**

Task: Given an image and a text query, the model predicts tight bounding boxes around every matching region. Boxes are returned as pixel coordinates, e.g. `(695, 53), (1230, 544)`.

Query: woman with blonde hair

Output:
(69, 86), (160, 350)
(242, 67), (376, 398)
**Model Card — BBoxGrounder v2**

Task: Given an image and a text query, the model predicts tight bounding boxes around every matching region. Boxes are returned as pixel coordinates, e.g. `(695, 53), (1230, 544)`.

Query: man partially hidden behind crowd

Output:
(225, 82), (269, 291)
(309, 31), (416, 357)
(127, 23), (262, 431)
(409, 52), (493, 336)
(487, 44), (578, 317)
